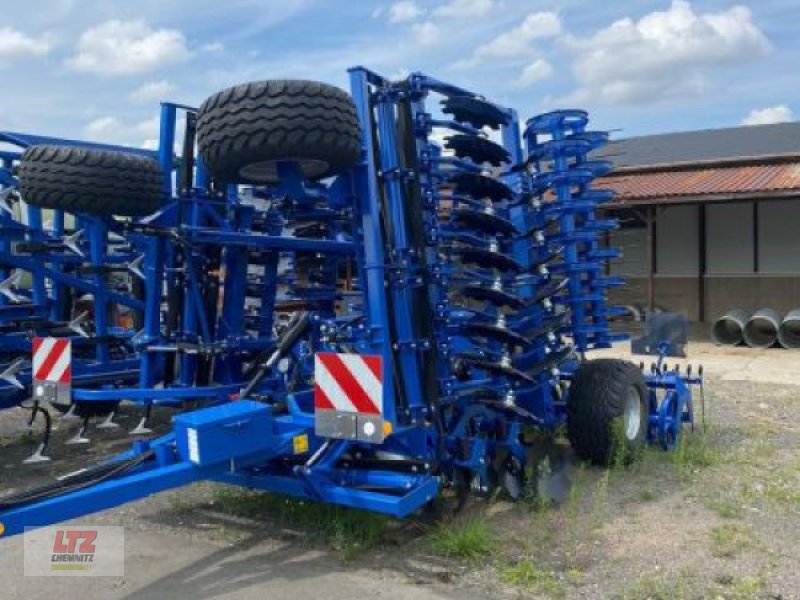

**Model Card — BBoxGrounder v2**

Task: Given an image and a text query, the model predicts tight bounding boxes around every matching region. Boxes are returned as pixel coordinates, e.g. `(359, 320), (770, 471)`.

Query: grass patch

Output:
(636, 488), (657, 502)
(761, 460), (800, 508)
(617, 568), (696, 600)
(428, 518), (494, 562)
(590, 469), (611, 529)
(710, 573), (767, 599)
(709, 500), (741, 519)
(212, 486), (388, 559)
(710, 523), (754, 558)
(498, 559), (565, 598)
(671, 429), (721, 471)
(167, 492), (194, 515)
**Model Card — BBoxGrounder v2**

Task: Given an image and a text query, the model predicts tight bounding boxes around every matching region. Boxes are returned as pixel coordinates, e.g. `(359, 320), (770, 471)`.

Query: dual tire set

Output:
(19, 80), (362, 217)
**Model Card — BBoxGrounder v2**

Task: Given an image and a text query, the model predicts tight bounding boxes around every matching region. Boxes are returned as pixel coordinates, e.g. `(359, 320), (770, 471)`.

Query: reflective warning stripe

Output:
(314, 352), (383, 415)
(32, 337), (71, 384)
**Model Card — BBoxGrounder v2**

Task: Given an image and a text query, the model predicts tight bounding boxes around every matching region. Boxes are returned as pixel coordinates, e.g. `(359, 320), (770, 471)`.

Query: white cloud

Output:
(85, 116), (123, 139)
(433, 0), (494, 18)
(0, 27), (51, 62)
(388, 1), (424, 23)
(455, 11), (560, 67)
(201, 41), (224, 53)
(741, 105), (794, 126)
(83, 114), (161, 146)
(67, 19), (191, 76)
(412, 21), (440, 46)
(134, 116), (160, 138)
(131, 80), (176, 103)
(515, 58), (553, 88)
(562, 1), (771, 106)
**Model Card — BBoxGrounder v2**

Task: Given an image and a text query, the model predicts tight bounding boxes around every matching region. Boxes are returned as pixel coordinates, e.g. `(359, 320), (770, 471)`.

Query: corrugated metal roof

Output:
(600, 162), (800, 203)
(593, 121), (800, 169)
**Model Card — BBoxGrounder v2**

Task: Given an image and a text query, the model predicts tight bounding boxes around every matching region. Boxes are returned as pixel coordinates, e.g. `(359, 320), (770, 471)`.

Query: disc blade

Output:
(446, 134), (510, 166)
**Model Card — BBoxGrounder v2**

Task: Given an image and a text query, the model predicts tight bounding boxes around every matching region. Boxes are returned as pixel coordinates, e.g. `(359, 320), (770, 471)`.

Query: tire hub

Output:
(623, 386), (641, 441)
(239, 158), (330, 183)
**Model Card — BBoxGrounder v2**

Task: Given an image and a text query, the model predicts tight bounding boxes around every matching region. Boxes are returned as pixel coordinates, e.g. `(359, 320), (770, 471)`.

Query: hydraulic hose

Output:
(0, 449), (155, 510)
(240, 311), (310, 399)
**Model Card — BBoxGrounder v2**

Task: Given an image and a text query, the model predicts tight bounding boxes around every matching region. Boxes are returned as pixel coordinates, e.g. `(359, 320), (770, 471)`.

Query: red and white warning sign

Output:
(314, 352), (383, 415)
(32, 337), (72, 384)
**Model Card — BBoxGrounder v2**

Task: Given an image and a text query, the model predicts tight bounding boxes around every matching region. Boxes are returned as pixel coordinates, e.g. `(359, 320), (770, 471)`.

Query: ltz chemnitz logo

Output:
(24, 525), (124, 576)
(50, 529), (98, 571)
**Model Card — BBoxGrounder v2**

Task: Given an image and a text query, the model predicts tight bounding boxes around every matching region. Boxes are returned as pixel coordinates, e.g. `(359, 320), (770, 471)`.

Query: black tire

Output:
(566, 359), (648, 466)
(197, 79), (361, 184)
(19, 145), (164, 217)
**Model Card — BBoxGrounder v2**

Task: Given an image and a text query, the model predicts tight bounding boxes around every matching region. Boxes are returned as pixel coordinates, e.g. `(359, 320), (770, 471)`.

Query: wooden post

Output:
(698, 203), (707, 322)
(646, 206), (656, 312)
(753, 201), (759, 273)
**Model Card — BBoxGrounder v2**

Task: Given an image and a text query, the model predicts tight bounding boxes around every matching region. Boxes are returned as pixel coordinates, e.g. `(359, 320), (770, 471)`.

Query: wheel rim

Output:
(623, 386), (641, 441)
(239, 158), (329, 182)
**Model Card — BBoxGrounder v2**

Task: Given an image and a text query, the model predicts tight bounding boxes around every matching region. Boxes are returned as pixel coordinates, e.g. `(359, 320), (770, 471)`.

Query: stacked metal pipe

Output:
(712, 308), (800, 349)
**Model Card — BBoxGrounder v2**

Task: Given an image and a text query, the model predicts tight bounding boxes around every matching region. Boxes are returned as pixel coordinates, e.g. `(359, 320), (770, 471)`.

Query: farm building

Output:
(597, 122), (800, 323)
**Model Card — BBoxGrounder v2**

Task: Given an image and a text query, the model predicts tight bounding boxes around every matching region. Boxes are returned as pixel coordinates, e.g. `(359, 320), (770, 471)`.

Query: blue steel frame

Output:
(0, 68), (703, 538)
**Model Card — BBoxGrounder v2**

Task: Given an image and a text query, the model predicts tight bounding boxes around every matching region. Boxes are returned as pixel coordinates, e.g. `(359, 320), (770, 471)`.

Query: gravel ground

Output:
(0, 339), (798, 599)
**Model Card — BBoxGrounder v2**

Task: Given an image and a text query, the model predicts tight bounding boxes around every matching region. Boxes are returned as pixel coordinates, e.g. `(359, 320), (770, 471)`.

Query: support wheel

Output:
(566, 359), (648, 466)
(19, 146), (164, 217)
(197, 79), (361, 184)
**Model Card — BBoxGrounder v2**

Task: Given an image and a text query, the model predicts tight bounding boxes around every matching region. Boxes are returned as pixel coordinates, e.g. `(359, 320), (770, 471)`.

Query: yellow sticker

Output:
(0, 522), (5, 536)
(293, 434), (309, 454)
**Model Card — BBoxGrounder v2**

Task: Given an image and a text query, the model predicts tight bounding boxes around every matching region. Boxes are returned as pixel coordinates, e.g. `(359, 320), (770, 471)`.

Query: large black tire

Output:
(19, 145), (164, 217)
(566, 359), (648, 466)
(197, 79), (361, 184)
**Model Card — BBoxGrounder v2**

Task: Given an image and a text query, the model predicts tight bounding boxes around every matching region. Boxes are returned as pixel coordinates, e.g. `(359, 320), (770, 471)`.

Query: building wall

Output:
(607, 199), (800, 322)
(610, 276), (800, 321)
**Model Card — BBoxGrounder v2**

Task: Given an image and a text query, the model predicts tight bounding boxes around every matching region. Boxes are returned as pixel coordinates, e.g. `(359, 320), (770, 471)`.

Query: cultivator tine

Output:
(0, 357), (26, 389)
(62, 229), (84, 256)
(128, 254), (146, 280)
(67, 311), (90, 338)
(22, 403), (52, 463)
(96, 410), (120, 430)
(0, 187), (17, 214)
(65, 416), (91, 445)
(60, 404), (80, 421)
(130, 416), (153, 436)
(0, 271), (24, 303)
(23, 442), (51, 464)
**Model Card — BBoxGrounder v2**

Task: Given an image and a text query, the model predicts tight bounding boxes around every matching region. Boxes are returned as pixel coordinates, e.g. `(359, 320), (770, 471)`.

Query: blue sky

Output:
(0, 0), (796, 148)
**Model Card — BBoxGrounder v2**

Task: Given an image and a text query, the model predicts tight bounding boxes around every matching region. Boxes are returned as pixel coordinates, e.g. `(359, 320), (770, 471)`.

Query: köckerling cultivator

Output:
(0, 68), (703, 537)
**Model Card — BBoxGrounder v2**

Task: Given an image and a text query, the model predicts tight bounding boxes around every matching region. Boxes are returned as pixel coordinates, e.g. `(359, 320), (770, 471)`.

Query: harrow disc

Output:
(457, 284), (525, 309)
(441, 96), (509, 129)
(445, 134), (510, 166)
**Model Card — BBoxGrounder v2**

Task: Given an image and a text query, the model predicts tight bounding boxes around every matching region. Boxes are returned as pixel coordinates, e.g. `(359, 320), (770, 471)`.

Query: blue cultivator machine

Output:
(0, 109), (225, 461)
(0, 68), (704, 537)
